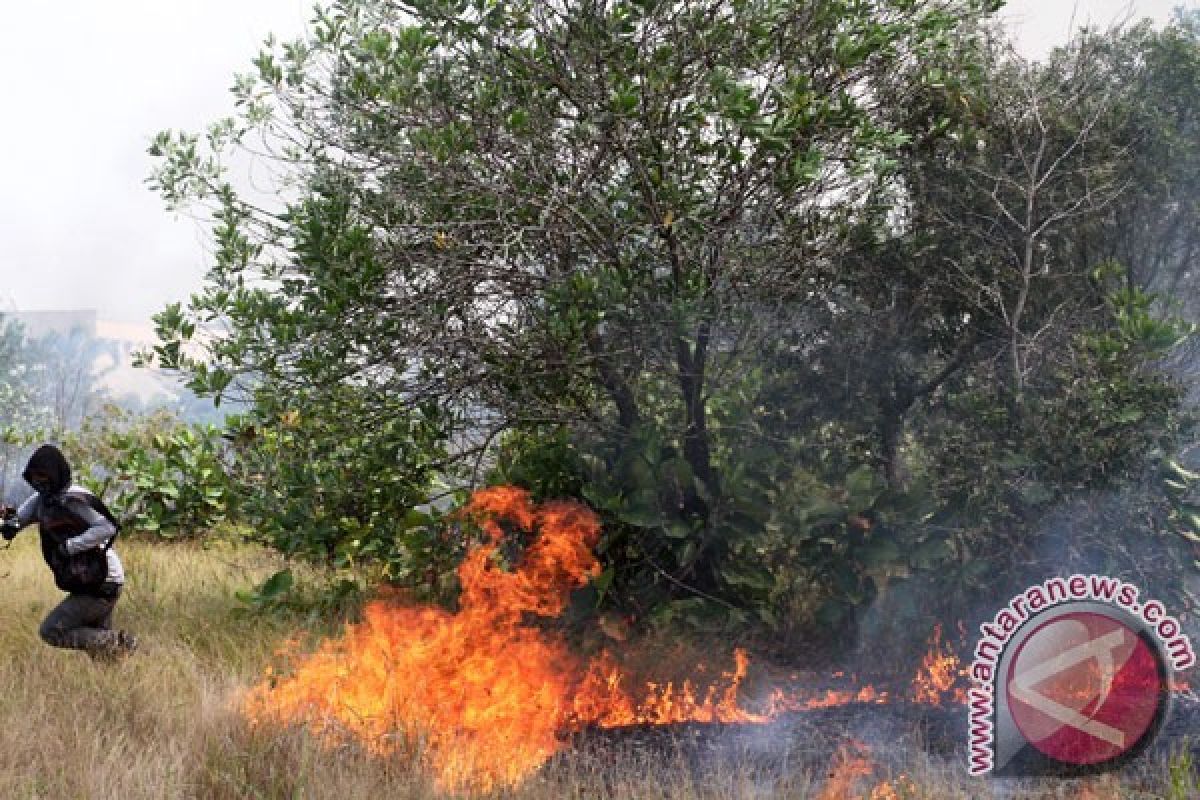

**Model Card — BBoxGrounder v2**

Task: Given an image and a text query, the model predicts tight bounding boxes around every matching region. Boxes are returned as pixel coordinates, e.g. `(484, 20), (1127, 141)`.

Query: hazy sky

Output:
(0, 1), (1192, 327)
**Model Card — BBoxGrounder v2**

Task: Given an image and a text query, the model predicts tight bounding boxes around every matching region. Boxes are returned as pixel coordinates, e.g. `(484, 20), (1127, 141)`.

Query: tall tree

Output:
(1068, 13), (1200, 393)
(146, 0), (1000, 605)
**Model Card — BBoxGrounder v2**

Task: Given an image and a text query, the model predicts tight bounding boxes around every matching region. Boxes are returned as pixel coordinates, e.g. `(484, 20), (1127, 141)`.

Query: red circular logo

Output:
(1005, 612), (1166, 766)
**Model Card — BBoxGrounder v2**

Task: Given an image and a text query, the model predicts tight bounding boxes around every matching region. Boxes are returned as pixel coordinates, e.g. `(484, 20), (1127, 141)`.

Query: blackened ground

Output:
(554, 693), (1200, 788)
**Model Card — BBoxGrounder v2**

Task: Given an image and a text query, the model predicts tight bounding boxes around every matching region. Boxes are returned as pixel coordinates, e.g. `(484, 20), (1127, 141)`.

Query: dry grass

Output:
(0, 533), (349, 799)
(0, 534), (1190, 799)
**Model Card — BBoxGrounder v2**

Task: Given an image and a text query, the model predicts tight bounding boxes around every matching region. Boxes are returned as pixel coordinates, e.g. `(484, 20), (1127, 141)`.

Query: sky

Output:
(0, 0), (1194, 331)
(0, 0), (312, 328)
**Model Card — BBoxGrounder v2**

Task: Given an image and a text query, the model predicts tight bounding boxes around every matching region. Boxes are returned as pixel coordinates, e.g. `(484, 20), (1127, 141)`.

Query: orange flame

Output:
(869, 773), (917, 799)
(1075, 775), (1121, 799)
(244, 487), (602, 792)
(244, 488), (829, 793)
(817, 740), (875, 800)
(571, 647), (776, 726)
(909, 622), (968, 705)
(244, 487), (976, 793)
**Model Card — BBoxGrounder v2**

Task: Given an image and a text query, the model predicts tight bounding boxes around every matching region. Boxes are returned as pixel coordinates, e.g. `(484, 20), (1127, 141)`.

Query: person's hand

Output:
(0, 505), (15, 520)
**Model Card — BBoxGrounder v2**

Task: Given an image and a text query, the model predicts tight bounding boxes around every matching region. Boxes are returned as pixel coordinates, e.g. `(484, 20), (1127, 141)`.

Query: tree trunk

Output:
(675, 319), (717, 514)
(587, 333), (640, 433)
(879, 406), (908, 491)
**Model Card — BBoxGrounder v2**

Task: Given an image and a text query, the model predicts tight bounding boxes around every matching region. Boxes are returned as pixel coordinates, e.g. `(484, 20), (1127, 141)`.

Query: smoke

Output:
(0, 311), (249, 502)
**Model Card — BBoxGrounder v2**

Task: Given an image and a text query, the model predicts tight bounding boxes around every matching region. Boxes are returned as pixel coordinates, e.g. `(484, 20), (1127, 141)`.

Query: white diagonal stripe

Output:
(1008, 628), (1128, 748)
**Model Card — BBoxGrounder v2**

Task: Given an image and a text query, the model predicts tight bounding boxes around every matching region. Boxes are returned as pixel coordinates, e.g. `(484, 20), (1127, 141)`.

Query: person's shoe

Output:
(87, 631), (137, 663)
(116, 630), (138, 655)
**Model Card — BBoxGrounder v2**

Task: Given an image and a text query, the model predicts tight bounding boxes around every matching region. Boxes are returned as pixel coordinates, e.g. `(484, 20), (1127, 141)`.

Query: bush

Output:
(108, 421), (234, 537)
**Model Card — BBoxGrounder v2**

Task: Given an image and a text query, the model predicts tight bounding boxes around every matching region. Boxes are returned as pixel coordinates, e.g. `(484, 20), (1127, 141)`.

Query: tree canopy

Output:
(144, 1), (1198, 649)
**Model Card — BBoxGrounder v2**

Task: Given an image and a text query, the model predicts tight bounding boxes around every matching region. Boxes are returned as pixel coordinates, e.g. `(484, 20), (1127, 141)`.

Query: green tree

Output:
(144, 0), (1001, 615)
(739, 22), (1198, 646)
(1072, 13), (1200, 392)
(32, 327), (116, 434)
(849, 28), (1197, 625)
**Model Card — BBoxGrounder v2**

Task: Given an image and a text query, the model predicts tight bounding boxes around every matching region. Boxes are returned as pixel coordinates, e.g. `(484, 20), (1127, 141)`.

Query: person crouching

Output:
(0, 444), (136, 661)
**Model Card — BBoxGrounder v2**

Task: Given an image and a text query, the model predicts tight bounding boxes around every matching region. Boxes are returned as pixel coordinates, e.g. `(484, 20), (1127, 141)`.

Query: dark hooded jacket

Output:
(21, 445), (121, 595)
(23, 444), (72, 495)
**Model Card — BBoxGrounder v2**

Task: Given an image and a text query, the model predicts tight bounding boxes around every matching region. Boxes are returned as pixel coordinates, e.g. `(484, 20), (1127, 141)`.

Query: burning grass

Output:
(243, 487), (819, 793)
(242, 489), (971, 793)
(0, 519), (1191, 798)
(241, 488), (1197, 798)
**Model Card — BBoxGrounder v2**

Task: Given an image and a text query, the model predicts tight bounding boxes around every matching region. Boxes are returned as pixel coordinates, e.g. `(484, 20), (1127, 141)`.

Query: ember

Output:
(1075, 774), (1121, 799)
(868, 773), (917, 799)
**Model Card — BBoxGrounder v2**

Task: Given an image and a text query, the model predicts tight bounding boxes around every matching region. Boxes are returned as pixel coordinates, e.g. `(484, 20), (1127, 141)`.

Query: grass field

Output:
(0, 534), (1192, 799)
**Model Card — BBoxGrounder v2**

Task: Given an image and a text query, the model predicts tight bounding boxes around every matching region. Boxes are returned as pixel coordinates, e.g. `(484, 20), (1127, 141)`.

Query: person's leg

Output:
(100, 589), (137, 656)
(39, 594), (119, 652)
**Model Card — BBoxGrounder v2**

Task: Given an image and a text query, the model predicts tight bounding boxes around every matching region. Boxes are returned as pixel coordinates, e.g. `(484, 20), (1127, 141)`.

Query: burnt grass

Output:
(548, 693), (1200, 793)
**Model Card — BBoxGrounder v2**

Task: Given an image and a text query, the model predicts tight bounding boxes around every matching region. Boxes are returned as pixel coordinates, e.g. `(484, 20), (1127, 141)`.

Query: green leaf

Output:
(592, 566), (614, 604)
(796, 495), (845, 524)
(1167, 460), (1200, 483)
(844, 465), (881, 510)
(662, 457), (693, 490)
(859, 537), (901, 567)
(1019, 483), (1053, 505)
(1115, 408), (1144, 425)
(618, 490), (662, 528)
(720, 563), (774, 591)
(1179, 527), (1200, 544)
(506, 108), (528, 129)
(259, 568), (295, 598)
(664, 520), (692, 539)
(910, 537), (953, 569)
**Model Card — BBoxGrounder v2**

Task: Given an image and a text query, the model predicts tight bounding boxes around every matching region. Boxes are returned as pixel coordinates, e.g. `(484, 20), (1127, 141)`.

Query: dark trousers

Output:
(39, 586), (121, 651)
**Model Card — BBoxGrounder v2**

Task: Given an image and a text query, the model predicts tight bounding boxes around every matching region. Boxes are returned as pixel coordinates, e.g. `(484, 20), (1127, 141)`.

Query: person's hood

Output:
(22, 444), (72, 495)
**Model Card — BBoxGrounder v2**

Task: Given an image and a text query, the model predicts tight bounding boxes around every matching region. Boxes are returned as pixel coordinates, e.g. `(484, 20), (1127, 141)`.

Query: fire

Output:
(868, 773), (917, 799)
(570, 651), (891, 726)
(244, 487), (600, 792)
(909, 622), (968, 705)
(244, 488), (836, 793)
(244, 487), (977, 793)
(818, 743), (921, 800)
(798, 684), (890, 709)
(571, 647), (776, 726)
(817, 741), (875, 800)
(1039, 659), (1114, 710)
